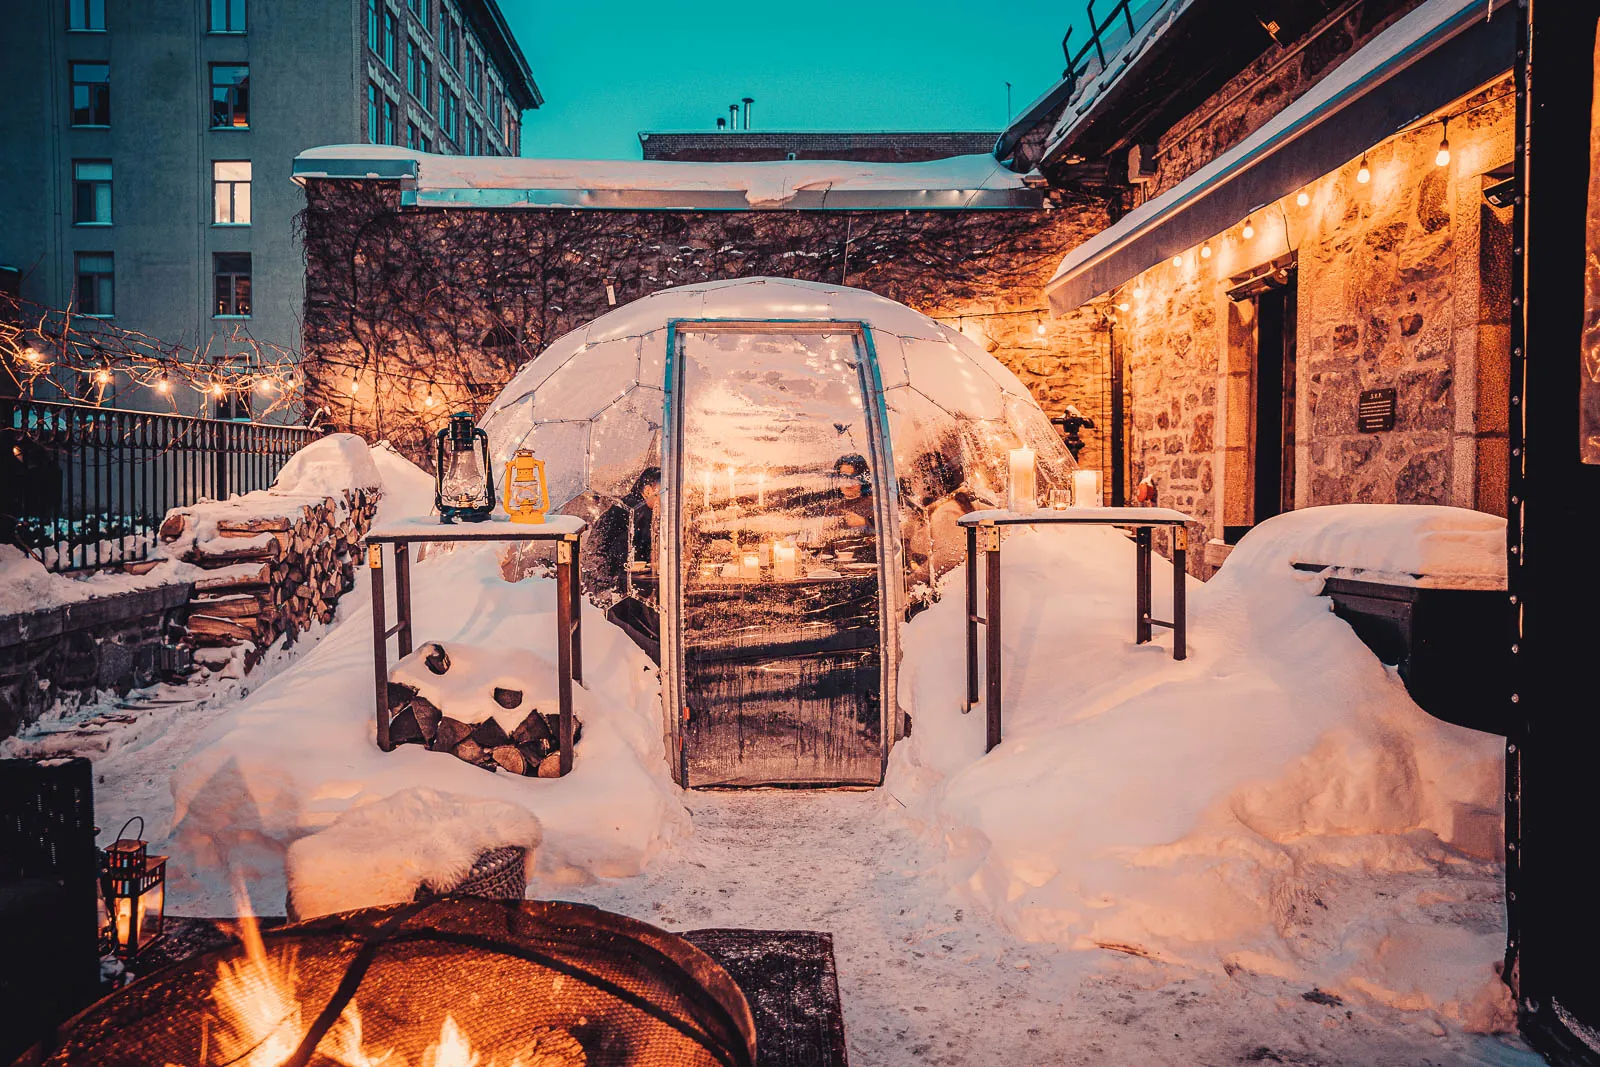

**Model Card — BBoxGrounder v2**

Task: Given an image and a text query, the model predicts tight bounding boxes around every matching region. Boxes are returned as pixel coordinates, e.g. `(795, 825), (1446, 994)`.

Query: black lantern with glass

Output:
(434, 411), (496, 522)
(99, 817), (166, 959)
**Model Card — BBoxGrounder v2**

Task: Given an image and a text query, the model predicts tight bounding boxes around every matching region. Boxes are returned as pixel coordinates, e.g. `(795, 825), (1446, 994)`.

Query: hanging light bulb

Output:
(424, 392), (436, 408)
(1116, 300), (1130, 312)
(1171, 254), (1183, 268)
(1356, 155), (1371, 184)
(94, 369), (111, 385)
(211, 383), (225, 398)
(1241, 218), (1255, 240)
(156, 379), (171, 395)
(1435, 119), (1451, 167)
(23, 347), (43, 363)
(1296, 190), (1310, 207)
(1034, 316), (1047, 336)
(348, 377), (360, 395)
(1200, 242), (1212, 259)
(1132, 285), (1147, 301)
(257, 377), (274, 394)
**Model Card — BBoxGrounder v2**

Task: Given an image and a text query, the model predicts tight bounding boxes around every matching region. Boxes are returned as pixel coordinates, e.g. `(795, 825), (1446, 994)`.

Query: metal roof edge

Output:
(460, 0), (541, 110)
(291, 156), (419, 185)
(407, 186), (1043, 211)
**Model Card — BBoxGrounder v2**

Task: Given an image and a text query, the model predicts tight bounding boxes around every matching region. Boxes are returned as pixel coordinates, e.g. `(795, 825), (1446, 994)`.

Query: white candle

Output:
(740, 552), (761, 580)
(1071, 469), (1101, 508)
(1007, 447), (1037, 513)
(774, 540), (798, 580)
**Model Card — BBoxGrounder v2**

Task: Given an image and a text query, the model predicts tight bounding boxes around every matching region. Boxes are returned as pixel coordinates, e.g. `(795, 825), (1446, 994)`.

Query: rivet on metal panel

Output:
(1175, 526), (1188, 550)
(368, 544), (382, 568)
(558, 541), (572, 564)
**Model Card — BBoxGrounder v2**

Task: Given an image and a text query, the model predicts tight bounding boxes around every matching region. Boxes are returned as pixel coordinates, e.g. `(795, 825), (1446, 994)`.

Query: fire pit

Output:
(22, 899), (757, 1067)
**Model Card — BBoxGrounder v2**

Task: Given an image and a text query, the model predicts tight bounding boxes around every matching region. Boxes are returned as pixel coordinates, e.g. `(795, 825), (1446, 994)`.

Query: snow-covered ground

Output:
(4, 438), (1534, 1063)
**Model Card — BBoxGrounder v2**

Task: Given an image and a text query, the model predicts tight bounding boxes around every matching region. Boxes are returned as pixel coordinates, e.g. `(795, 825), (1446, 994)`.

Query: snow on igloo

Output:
(483, 277), (1073, 595)
(481, 277), (1074, 786)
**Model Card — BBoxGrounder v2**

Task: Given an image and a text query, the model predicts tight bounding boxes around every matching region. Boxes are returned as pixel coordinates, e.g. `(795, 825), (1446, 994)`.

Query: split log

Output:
(432, 717), (473, 752)
(492, 745), (527, 775)
(471, 718), (510, 750)
(159, 512), (188, 542)
(493, 687), (523, 710)
(187, 615), (262, 642)
(389, 709), (426, 746)
(423, 643), (451, 675)
(217, 516), (291, 535)
(537, 753), (563, 778)
(453, 738), (487, 765)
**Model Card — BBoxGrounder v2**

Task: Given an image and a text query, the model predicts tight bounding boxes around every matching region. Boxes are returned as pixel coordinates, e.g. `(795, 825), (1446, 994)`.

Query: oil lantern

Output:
(502, 448), (549, 524)
(434, 411), (496, 523)
(99, 817), (166, 959)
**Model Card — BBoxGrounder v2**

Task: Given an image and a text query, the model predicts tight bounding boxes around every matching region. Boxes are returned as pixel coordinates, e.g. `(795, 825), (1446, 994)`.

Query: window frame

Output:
(367, 0), (381, 56)
(208, 0), (246, 34)
(69, 62), (110, 127)
(212, 160), (252, 226)
(74, 252), (114, 318)
(209, 63), (251, 129)
(71, 159), (113, 226)
(367, 82), (381, 143)
(382, 95), (398, 146)
(212, 252), (252, 318)
(66, 0), (105, 32)
(383, 8), (399, 70)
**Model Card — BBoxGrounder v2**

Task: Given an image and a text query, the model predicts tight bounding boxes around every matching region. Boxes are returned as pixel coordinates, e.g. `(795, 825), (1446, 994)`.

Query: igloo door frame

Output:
(660, 318), (903, 787)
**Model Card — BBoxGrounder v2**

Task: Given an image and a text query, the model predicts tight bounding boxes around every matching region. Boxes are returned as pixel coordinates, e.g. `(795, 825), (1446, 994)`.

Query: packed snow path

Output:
(557, 790), (1534, 1067)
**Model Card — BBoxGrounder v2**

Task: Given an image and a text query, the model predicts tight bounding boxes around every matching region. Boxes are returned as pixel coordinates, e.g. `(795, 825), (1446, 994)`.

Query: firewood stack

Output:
(386, 643), (581, 777)
(158, 488), (379, 669)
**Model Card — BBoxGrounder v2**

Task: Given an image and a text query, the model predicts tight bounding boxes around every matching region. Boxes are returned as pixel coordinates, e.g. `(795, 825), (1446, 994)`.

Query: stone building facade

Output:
(295, 178), (1112, 471)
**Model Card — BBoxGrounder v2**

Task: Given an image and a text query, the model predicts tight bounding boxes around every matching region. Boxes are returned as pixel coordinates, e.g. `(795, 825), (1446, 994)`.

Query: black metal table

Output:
(364, 514), (586, 774)
(957, 506), (1194, 752)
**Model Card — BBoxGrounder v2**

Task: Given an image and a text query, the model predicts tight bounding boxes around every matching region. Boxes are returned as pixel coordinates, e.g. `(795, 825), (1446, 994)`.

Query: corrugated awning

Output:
(1045, 0), (1515, 314)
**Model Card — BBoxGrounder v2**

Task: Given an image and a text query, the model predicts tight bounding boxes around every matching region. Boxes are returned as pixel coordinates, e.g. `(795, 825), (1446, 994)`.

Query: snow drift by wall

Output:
(888, 506), (1511, 1030)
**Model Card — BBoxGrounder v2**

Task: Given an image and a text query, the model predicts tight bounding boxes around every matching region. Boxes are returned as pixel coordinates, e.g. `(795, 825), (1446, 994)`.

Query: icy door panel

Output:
(676, 327), (885, 787)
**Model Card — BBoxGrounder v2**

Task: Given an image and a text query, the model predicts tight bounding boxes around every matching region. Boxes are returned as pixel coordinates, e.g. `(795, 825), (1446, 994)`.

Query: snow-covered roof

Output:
(292, 146), (1039, 211)
(1044, 0), (1513, 312)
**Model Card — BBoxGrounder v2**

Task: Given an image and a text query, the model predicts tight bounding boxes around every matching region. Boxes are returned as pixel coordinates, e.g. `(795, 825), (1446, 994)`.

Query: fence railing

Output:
(2, 399), (320, 574)
(1061, 0), (1159, 99)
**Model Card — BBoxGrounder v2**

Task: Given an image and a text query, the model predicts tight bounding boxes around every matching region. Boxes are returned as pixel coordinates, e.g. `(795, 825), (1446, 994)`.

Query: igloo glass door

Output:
(674, 325), (887, 787)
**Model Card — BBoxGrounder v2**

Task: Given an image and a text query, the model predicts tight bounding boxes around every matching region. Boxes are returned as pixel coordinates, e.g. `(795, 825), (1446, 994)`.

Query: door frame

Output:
(660, 318), (902, 787)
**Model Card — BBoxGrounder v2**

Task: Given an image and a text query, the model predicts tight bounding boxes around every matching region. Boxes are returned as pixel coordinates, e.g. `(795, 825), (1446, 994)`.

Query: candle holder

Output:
(1071, 469), (1102, 507)
(1007, 447), (1038, 513)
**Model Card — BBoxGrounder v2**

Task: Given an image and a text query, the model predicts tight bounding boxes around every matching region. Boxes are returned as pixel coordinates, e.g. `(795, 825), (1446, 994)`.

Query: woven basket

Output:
(414, 846), (527, 903)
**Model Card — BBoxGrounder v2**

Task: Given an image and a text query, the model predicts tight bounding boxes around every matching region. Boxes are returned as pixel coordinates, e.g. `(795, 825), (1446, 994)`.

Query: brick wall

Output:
(639, 131), (1001, 163)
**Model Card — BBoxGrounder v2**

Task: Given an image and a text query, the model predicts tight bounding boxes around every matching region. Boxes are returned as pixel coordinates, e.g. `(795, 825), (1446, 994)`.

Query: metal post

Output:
(1135, 526), (1152, 644)
(393, 541), (412, 659)
(369, 543), (391, 751)
(556, 538), (575, 775)
(568, 533), (583, 686)
(1172, 524), (1187, 660)
(1109, 327), (1126, 506)
(984, 530), (1002, 752)
(965, 524), (979, 710)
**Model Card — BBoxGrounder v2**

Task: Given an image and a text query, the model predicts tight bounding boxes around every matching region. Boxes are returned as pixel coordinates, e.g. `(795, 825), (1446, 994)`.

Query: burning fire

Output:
(186, 908), (584, 1067)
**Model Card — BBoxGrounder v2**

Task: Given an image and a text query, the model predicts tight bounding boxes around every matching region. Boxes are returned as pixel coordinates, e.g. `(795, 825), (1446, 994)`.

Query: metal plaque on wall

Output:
(1357, 388), (1397, 433)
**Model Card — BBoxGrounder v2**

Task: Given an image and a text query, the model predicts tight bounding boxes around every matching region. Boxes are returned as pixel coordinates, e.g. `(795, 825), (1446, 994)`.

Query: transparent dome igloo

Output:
(480, 277), (1075, 607)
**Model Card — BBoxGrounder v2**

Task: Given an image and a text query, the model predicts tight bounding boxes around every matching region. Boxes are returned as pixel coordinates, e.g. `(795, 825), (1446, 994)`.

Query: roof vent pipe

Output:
(717, 116), (726, 130)
(729, 103), (740, 130)
(741, 97), (753, 129)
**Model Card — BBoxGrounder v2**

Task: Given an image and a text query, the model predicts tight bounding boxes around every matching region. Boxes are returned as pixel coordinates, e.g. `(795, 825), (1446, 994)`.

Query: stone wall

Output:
(297, 182), (1114, 475)
(1116, 81), (1515, 576)
(0, 582), (192, 740)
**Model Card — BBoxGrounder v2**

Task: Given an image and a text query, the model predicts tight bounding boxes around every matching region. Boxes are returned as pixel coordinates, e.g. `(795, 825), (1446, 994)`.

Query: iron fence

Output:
(2, 398), (320, 573)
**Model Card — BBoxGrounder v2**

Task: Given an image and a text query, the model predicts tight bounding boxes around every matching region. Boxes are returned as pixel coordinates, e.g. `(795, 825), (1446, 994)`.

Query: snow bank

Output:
(167, 544), (682, 914)
(272, 432), (382, 497)
(888, 508), (1510, 1029)
(369, 440), (437, 522)
(1241, 504), (1506, 587)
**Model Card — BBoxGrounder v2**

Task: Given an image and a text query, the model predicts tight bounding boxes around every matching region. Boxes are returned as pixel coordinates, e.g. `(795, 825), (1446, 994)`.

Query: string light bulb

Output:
(257, 377), (275, 393)
(1034, 316), (1047, 336)
(424, 392), (436, 408)
(94, 369), (111, 385)
(1116, 300), (1130, 312)
(1200, 242), (1212, 259)
(1241, 218), (1255, 240)
(23, 347), (43, 363)
(1171, 254), (1183, 268)
(211, 383), (225, 398)
(348, 377), (360, 395)
(156, 379), (171, 395)
(1357, 155), (1371, 183)
(1132, 285), (1147, 301)
(1296, 190), (1310, 207)
(1435, 119), (1450, 167)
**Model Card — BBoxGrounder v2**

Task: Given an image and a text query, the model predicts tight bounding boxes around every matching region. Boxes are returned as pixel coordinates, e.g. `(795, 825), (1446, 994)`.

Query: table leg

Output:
(985, 535), (1003, 753)
(369, 544), (391, 752)
(569, 533), (584, 687)
(556, 539), (576, 776)
(1136, 527), (1152, 644)
(965, 524), (978, 711)
(394, 541), (413, 659)
(1173, 525), (1188, 661)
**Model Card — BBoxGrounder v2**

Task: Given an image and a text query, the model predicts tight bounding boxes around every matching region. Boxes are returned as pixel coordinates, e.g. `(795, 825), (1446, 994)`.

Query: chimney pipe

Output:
(717, 116), (726, 130)
(729, 103), (739, 130)
(741, 96), (753, 129)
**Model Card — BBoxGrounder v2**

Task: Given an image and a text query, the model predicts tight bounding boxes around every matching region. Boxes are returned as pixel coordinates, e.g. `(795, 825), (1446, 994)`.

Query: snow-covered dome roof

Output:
(481, 277), (1073, 597)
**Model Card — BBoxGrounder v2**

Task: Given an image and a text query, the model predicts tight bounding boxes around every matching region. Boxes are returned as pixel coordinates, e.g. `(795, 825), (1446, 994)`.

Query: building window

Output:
(70, 63), (110, 126)
(467, 51), (482, 103)
(213, 253), (251, 317)
(208, 0), (245, 33)
(406, 121), (420, 150)
(367, 0), (380, 55)
(383, 9), (398, 69)
(439, 5), (459, 69)
(441, 90), (458, 143)
(407, 39), (431, 107)
(383, 96), (398, 145)
(466, 119), (481, 156)
(212, 160), (251, 224)
(72, 160), (112, 225)
(420, 133), (432, 153)
(367, 82), (380, 143)
(408, 0), (425, 19)
(75, 253), (114, 316)
(67, 0), (105, 31)
(210, 64), (249, 128)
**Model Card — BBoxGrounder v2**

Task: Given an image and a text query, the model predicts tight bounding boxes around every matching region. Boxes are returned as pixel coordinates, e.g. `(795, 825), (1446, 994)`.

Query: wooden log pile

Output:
(386, 643), (580, 777)
(159, 488), (379, 670)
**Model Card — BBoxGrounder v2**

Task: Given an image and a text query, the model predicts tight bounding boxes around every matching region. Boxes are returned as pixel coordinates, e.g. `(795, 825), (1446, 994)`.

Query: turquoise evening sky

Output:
(500, 2), (1082, 159)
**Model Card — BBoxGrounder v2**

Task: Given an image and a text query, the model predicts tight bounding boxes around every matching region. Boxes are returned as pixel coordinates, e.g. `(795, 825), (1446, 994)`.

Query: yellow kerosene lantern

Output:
(503, 448), (549, 524)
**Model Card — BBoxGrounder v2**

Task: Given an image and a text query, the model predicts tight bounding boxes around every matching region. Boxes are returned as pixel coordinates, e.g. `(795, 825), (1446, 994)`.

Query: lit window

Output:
(72, 160), (112, 225)
(68, 0), (105, 31)
(75, 253), (114, 316)
(208, 0), (245, 33)
(210, 65), (249, 128)
(213, 160), (251, 224)
(213, 252), (252, 317)
(70, 63), (110, 126)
